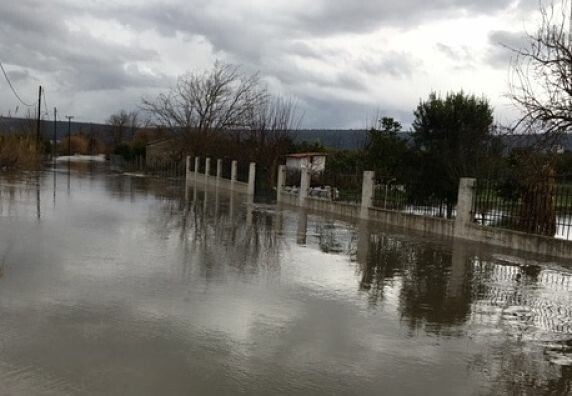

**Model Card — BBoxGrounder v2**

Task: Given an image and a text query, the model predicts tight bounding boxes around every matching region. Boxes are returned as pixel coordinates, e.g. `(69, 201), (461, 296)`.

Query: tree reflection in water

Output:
(149, 182), (284, 283)
(358, 224), (572, 393)
(3, 169), (570, 393)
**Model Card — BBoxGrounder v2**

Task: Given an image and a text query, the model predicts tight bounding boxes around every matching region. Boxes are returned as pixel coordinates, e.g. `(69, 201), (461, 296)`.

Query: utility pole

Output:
(53, 107), (57, 161)
(65, 115), (74, 158)
(36, 85), (42, 150)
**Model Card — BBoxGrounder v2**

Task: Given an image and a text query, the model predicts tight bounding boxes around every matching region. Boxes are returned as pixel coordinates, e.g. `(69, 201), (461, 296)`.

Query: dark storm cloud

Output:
(0, 0), (168, 92)
(289, 0), (534, 35)
(5, 69), (31, 83)
(358, 53), (419, 79)
(0, 0), (538, 124)
(300, 95), (413, 129)
(486, 30), (528, 68)
(98, 0), (536, 38)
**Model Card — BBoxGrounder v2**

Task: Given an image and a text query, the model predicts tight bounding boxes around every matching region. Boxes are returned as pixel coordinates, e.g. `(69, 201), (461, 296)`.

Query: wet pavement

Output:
(0, 165), (570, 395)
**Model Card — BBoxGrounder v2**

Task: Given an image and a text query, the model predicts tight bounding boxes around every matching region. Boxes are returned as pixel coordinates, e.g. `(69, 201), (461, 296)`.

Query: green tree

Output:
(410, 91), (499, 217)
(365, 117), (409, 181)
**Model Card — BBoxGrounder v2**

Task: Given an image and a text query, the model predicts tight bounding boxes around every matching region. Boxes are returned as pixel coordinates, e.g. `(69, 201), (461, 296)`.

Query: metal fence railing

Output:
(146, 158), (185, 178)
(473, 178), (572, 240)
(208, 160), (217, 177)
(221, 158), (232, 180)
(311, 172), (362, 203)
(372, 181), (455, 219)
(236, 161), (250, 183)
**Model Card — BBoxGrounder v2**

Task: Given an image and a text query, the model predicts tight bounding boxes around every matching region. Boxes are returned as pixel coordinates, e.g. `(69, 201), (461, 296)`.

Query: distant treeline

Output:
(3, 117), (570, 153)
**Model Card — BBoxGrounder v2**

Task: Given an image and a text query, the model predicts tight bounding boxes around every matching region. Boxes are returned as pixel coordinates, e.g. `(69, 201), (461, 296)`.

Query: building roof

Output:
(146, 137), (176, 147)
(285, 152), (328, 158)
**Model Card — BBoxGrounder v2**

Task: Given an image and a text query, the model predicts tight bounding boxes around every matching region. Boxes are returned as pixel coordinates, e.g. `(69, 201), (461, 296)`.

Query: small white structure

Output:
(285, 152), (327, 174)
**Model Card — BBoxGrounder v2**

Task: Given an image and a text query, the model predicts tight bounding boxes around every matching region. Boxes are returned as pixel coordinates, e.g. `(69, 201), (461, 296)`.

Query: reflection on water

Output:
(0, 166), (570, 395)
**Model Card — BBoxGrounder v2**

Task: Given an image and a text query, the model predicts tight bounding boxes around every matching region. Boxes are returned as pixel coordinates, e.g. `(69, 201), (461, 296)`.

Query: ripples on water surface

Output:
(0, 166), (570, 395)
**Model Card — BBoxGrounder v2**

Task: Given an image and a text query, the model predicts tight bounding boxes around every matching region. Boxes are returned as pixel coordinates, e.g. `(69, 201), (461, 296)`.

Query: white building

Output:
(285, 152), (327, 174)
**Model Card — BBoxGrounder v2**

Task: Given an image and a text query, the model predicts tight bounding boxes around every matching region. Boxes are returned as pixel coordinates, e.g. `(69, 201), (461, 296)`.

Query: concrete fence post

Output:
(231, 161), (238, 183)
(299, 167), (310, 206)
(360, 171), (375, 219)
(277, 165), (286, 203)
(216, 159), (222, 179)
(185, 156), (191, 186)
(248, 162), (256, 196)
(454, 178), (476, 239)
(204, 157), (211, 184)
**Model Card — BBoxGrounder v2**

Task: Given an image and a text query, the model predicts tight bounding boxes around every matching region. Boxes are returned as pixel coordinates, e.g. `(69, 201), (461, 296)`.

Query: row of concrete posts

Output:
(276, 165), (476, 236)
(185, 156), (256, 196)
(276, 166), (378, 214)
(185, 161), (572, 257)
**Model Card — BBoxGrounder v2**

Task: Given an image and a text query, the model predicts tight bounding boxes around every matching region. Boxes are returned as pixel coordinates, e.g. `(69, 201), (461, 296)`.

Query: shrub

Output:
(0, 135), (42, 171)
(57, 134), (90, 155)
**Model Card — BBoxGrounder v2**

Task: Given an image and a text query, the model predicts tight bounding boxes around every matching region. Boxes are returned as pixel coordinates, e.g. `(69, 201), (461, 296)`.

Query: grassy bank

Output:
(0, 135), (42, 171)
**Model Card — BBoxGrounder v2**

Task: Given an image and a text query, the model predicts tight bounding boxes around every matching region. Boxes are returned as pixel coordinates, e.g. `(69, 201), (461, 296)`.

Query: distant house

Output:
(285, 152), (327, 174)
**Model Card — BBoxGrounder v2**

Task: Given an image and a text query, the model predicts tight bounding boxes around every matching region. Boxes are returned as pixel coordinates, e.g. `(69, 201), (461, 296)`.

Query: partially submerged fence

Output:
(312, 172), (362, 203)
(473, 178), (572, 240)
(185, 156), (256, 196)
(372, 179), (456, 219)
(283, 170), (362, 203)
(111, 155), (185, 178)
(277, 166), (572, 259)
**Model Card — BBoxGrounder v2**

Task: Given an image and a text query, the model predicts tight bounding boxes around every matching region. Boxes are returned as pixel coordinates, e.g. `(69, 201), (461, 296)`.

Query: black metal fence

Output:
(473, 178), (572, 239)
(208, 160), (217, 177)
(372, 180), (455, 218)
(146, 159), (186, 178)
(311, 172), (362, 203)
(221, 158), (232, 180)
(236, 161), (250, 183)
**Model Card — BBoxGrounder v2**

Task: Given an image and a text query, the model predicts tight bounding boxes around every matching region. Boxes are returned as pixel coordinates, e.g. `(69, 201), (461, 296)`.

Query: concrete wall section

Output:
(187, 170), (249, 194)
(279, 174), (572, 260)
(465, 216), (572, 259)
(368, 206), (455, 238)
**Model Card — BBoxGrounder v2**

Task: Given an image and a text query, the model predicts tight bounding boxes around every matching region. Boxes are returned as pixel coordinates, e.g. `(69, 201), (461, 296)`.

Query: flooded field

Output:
(0, 166), (570, 395)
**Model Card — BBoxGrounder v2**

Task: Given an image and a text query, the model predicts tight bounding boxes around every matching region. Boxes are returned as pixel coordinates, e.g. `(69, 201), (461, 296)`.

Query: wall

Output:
(186, 170), (249, 194)
(278, 170), (572, 260)
(280, 192), (455, 238)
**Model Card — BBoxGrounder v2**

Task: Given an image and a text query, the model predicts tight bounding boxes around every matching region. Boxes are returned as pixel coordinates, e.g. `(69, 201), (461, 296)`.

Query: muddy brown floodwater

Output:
(0, 165), (570, 395)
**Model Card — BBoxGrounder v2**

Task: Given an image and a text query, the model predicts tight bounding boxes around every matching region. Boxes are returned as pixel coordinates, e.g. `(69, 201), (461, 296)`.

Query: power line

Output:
(0, 60), (34, 107)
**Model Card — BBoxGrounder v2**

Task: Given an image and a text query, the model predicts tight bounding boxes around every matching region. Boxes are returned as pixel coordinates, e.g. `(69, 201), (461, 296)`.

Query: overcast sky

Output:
(0, 0), (556, 128)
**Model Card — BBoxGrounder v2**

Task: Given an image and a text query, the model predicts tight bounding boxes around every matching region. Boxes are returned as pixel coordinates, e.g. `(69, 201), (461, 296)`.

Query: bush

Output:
(113, 142), (146, 161)
(57, 135), (90, 155)
(0, 135), (42, 171)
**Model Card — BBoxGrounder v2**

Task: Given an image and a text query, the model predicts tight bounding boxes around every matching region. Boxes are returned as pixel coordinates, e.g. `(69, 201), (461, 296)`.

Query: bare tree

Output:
(508, 0), (572, 146)
(141, 62), (266, 154)
(246, 96), (303, 186)
(107, 110), (139, 146)
(502, 1), (572, 235)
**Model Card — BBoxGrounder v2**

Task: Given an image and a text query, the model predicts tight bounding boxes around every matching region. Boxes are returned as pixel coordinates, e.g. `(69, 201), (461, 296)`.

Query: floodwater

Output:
(0, 165), (571, 395)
